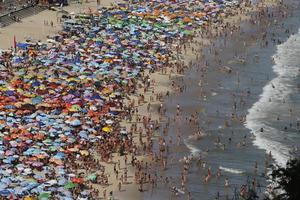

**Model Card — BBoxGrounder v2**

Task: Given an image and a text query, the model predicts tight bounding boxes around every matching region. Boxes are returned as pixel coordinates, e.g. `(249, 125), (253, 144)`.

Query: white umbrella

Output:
(45, 180), (58, 186)
(105, 119), (114, 124)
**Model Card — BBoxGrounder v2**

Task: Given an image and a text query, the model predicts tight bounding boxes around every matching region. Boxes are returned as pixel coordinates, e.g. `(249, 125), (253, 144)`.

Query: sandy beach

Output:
(0, 0), (299, 199)
(0, 0), (122, 49)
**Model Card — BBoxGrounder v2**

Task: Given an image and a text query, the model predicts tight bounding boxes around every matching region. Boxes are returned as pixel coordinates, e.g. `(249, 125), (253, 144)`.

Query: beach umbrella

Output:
(23, 182), (39, 191)
(54, 152), (65, 159)
(64, 182), (78, 189)
(4, 150), (14, 156)
(79, 131), (88, 139)
(85, 174), (96, 181)
(38, 192), (51, 200)
(45, 180), (57, 186)
(71, 177), (83, 184)
(105, 119), (114, 124)
(69, 104), (81, 112)
(79, 150), (89, 156)
(31, 96), (43, 105)
(32, 162), (44, 167)
(49, 158), (63, 165)
(43, 139), (52, 146)
(2, 157), (15, 164)
(23, 168), (32, 175)
(57, 178), (66, 186)
(102, 126), (111, 133)
(0, 189), (12, 197)
(24, 196), (34, 200)
(67, 118), (81, 126)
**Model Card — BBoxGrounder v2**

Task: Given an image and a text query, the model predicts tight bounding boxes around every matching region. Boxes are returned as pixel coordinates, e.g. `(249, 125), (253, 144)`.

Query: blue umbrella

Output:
(3, 156), (16, 164)
(6, 90), (15, 96)
(0, 178), (12, 185)
(5, 105), (16, 109)
(0, 183), (7, 190)
(0, 189), (12, 197)
(31, 81), (41, 87)
(0, 80), (7, 85)
(16, 43), (30, 49)
(31, 96), (43, 105)
(90, 93), (103, 100)
(58, 178), (66, 186)
(54, 152), (65, 159)
(23, 148), (42, 156)
(69, 119), (81, 126)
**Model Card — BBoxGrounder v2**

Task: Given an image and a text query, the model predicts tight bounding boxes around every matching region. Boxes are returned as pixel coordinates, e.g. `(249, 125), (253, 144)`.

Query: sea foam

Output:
(245, 29), (300, 166)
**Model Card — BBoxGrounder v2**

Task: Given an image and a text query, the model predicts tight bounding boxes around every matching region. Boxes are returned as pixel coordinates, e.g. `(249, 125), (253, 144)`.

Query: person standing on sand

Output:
(103, 189), (106, 199)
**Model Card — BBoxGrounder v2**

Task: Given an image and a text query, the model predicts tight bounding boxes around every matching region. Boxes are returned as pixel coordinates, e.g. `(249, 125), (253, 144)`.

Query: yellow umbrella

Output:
(24, 74), (34, 79)
(24, 196), (34, 200)
(17, 88), (24, 93)
(23, 93), (36, 98)
(39, 85), (46, 90)
(49, 89), (56, 94)
(48, 77), (59, 82)
(0, 86), (8, 91)
(109, 93), (116, 98)
(67, 77), (79, 82)
(102, 127), (111, 133)
(80, 150), (89, 156)
(37, 75), (44, 79)
(102, 87), (111, 94)
(37, 103), (51, 107)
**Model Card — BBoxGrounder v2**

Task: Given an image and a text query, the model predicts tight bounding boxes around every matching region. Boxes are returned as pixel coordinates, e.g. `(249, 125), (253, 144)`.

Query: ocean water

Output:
(245, 29), (300, 167)
(143, 2), (300, 200)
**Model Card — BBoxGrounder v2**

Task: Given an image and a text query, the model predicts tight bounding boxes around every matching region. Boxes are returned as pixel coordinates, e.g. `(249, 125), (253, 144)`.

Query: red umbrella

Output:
(71, 177), (83, 184)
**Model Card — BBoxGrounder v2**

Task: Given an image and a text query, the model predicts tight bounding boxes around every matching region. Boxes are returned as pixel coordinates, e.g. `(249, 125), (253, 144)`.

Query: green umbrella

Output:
(183, 30), (193, 35)
(43, 139), (52, 146)
(64, 182), (78, 189)
(85, 174), (97, 181)
(49, 146), (58, 152)
(115, 22), (123, 29)
(39, 192), (51, 200)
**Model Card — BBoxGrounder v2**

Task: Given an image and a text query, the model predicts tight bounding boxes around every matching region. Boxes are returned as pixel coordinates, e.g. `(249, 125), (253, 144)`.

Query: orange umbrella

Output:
(182, 17), (192, 23)
(49, 158), (63, 165)
(34, 133), (45, 140)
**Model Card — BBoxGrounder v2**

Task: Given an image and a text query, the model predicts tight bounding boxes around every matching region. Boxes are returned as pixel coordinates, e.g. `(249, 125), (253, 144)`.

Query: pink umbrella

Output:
(62, 94), (75, 101)
(5, 150), (14, 156)
(32, 162), (44, 167)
